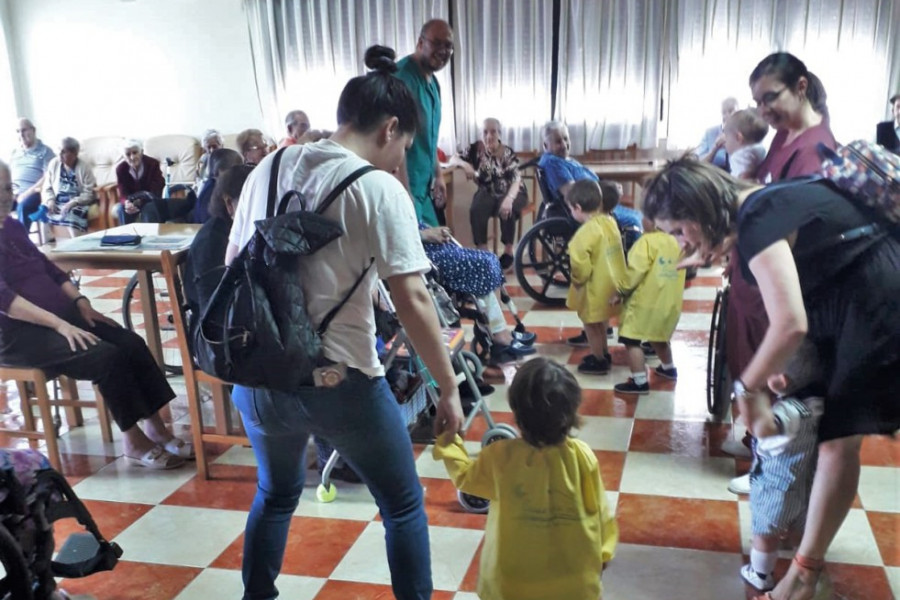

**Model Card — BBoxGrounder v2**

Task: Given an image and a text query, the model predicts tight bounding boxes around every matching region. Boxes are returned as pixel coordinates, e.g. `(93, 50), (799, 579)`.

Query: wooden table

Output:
(587, 159), (663, 186)
(46, 223), (200, 369)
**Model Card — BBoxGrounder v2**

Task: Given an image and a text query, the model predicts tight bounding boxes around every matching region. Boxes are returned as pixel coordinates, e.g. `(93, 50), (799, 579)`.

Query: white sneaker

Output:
(740, 563), (775, 591)
(728, 473), (751, 495)
(721, 438), (752, 458)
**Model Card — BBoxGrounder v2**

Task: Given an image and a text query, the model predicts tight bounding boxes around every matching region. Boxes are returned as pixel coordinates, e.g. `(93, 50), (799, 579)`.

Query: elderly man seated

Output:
(36, 137), (97, 237)
(116, 139), (195, 225)
(10, 118), (54, 226)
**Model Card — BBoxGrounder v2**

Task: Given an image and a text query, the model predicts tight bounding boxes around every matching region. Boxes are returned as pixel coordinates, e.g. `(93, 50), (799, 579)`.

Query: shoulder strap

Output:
(315, 165), (377, 215)
(266, 147), (289, 218)
(316, 258), (375, 337)
(778, 150), (800, 181)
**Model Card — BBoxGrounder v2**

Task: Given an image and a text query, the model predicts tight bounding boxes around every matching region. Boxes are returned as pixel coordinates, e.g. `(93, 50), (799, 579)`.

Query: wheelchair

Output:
(514, 158), (643, 306)
(0, 450), (122, 599)
(707, 284), (731, 419)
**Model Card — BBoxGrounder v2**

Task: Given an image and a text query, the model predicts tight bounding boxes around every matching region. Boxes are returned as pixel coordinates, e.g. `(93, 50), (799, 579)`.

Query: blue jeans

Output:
(231, 370), (432, 600)
(15, 191), (41, 225)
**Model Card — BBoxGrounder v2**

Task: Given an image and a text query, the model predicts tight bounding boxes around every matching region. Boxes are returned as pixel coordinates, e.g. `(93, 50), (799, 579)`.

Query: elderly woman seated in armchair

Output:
(0, 160), (192, 469)
(449, 117), (529, 270)
(36, 137), (97, 238)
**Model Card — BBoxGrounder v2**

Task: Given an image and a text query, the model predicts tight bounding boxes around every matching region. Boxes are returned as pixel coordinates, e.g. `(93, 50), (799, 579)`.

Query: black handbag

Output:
(194, 147), (375, 391)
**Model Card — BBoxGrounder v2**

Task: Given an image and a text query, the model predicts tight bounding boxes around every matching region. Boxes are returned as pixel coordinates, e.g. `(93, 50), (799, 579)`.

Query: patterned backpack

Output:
(818, 140), (900, 227)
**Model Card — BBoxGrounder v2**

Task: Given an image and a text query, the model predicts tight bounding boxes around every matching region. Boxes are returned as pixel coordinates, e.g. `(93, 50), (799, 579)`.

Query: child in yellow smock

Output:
(611, 217), (686, 394)
(433, 357), (618, 600)
(566, 180), (626, 375)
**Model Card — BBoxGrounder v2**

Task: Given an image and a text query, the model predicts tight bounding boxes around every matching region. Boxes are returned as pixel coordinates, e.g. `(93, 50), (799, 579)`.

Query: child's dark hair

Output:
(210, 164), (253, 220)
(597, 181), (621, 213)
(336, 45), (420, 136)
(508, 357), (583, 447)
(566, 179), (603, 213)
(749, 52), (829, 121)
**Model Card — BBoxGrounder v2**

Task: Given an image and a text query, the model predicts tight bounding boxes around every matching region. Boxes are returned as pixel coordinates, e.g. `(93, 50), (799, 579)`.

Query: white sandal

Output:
(163, 437), (195, 460)
(125, 445), (185, 470)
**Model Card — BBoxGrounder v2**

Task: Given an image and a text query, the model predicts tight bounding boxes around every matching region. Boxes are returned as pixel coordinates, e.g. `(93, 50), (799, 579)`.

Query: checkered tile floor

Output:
(1, 267), (897, 600)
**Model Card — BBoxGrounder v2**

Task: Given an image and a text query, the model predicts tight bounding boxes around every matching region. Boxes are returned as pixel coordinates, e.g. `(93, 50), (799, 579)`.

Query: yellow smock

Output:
(566, 213), (626, 323)
(616, 231), (686, 341)
(434, 434), (618, 600)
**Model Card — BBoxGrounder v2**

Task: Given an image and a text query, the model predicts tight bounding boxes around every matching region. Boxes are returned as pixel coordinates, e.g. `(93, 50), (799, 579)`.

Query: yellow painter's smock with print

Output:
(433, 434), (618, 600)
(566, 213), (626, 323)
(616, 230), (686, 341)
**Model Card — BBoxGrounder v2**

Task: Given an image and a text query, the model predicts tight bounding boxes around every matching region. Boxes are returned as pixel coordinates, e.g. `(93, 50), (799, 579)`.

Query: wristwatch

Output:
(732, 379), (753, 402)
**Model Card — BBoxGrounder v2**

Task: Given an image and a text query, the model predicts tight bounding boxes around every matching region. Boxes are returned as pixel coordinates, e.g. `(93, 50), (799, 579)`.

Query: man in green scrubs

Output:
(395, 19), (454, 226)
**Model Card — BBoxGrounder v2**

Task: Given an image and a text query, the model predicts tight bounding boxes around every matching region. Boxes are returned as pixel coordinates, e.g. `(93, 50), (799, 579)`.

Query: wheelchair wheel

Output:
(458, 490), (490, 514)
(514, 217), (577, 307)
(706, 287), (731, 419)
(122, 272), (183, 375)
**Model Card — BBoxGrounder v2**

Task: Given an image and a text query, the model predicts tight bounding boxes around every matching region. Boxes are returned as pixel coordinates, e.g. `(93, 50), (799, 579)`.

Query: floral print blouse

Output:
(461, 142), (522, 200)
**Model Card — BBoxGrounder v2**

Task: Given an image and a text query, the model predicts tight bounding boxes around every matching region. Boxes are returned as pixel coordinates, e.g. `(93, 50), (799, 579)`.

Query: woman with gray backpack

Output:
(222, 46), (462, 600)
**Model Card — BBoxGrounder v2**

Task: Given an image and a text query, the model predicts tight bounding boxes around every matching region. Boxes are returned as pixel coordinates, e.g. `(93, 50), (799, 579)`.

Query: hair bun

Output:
(364, 45), (398, 74)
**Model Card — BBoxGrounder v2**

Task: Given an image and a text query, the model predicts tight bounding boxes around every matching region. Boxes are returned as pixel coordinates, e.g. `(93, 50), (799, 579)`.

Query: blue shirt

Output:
(537, 153), (643, 230)
(697, 124), (728, 169)
(396, 55), (441, 226)
(9, 140), (53, 194)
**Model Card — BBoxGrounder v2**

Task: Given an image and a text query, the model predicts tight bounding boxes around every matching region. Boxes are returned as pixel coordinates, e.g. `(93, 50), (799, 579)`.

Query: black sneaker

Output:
(604, 352), (612, 365)
(578, 355), (610, 375)
(567, 331), (589, 347)
(640, 341), (656, 357)
(607, 326), (614, 337)
(614, 378), (650, 395)
(654, 365), (678, 380)
(499, 253), (514, 271)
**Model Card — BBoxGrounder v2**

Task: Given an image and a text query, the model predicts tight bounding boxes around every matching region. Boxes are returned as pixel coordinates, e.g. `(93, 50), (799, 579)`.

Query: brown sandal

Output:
(753, 554), (824, 600)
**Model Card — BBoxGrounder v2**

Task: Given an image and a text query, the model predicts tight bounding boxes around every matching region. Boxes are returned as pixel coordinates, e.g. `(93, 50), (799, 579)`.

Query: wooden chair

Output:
(158, 249), (248, 479)
(0, 368), (112, 471)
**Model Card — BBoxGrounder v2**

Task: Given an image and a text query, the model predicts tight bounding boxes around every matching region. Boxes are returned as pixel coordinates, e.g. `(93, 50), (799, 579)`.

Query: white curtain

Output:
(243, 0), (450, 144)
(666, 0), (900, 150)
(0, 0), (20, 139)
(451, 0), (555, 154)
(557, 0), (667, 154)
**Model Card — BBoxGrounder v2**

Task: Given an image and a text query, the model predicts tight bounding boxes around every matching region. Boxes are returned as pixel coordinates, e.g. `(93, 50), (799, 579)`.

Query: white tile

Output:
(113, 505), (246, 568)
(682, 285), (719, 300)
(294, 482), (380, 522)
(416, 441), (483, 480)
(572, 416), (634, 452)
(453, 593), (481, 600)
(858, 466), (900, 513)
(886, 566), (900, 600)
(330, 522), (483, 591)
(602, 544), (745, 600)
(73, 456), (196, 504)
(676, 311), (713, 332)
(481, 384), (512, 414)
(55, 420), (122, 457)
(213, 445), (258, 467)
(564, 364), (636, 391)
(633, 390), (716, 422)
(521, 310), (582, 329)
(606, 490), (619, 514)
(618, 452), (737, 501)
(825, 508), (883, 566)
(173, 567), (324, 600)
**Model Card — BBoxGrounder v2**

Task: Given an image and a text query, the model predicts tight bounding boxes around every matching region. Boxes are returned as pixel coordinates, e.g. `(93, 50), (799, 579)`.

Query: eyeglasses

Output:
(755, 87), (788, 107)
(423, 37), (454, 53)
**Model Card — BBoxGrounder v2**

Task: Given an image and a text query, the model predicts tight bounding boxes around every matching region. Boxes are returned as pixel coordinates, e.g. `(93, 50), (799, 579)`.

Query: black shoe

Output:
(686, 266), (698, 280)
(641, 342), (657, 357)
(607, 326), (614, 337)
(512, 330), (537, 346)
(604, 352), (612, 365)
(499, 253), (514, 271)
(614, 378), (650, 395)
(654, 365), (678, 380)
(578, 355), (610, 375)
(567, 331), (589, 347)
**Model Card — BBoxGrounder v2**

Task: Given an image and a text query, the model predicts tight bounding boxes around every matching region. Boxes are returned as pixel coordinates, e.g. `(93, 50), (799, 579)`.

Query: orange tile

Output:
(60, 560), (201, 599)
(421, 477), (488, 530)
(867, 511), (900, 567)
(523, 326), (584, 345)
(594, 450), (626, 491)
(825, 562), (895, 600)
(682, 299), (716, 313)
(313, 580), (454, 599)
(211, 516), (367, 578)
(460, 539), (484, 592)
(580, 389), (637, 418)
(85, 276), (135, 288)
(162, 464), (258, 511)
(628, 420), (732, 458)
(616, 493), (741, 553)
(53, 499), (153, 543)
(860, 434), (900, 467)
(685, 276), (722, 288)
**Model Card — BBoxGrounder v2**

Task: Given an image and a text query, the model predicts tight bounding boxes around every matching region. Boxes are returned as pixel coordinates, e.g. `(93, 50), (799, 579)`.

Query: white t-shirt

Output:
(729, 143), (768, 180)
(229, 140), (430, 376)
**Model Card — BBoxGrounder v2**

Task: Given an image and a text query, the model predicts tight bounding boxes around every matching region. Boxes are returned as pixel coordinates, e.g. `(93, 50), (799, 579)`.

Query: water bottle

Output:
(163, 158), (174, 199)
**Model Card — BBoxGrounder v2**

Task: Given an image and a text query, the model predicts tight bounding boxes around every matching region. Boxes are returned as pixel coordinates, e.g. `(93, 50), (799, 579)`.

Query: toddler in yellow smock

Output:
(566, 180), (627, 375)
(433, 357), (619, 599)
(611, 217), (686, 394)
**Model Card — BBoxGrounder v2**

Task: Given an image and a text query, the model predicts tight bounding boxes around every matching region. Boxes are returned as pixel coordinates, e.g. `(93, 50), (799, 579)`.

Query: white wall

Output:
(7, 0), (264, 147)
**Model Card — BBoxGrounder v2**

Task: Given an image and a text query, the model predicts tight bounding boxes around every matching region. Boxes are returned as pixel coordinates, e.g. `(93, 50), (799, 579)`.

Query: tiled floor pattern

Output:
(1, 266), (898, 599)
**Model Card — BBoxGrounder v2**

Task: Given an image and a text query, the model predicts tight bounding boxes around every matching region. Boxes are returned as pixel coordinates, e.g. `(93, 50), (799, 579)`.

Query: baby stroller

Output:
(514, 158), (643, 306)
(0, 449), (122, 600)
(316, 279), (518, 513)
